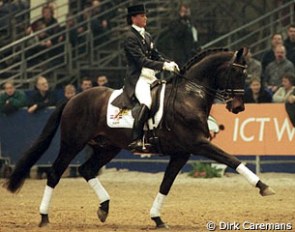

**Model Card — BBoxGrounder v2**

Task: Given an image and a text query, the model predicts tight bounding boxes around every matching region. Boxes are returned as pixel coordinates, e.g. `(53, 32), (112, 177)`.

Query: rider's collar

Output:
(132, 24), (145, 37)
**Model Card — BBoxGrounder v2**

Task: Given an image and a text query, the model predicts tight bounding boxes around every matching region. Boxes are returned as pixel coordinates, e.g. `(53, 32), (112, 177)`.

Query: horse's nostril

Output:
(232, 106), (245, 114)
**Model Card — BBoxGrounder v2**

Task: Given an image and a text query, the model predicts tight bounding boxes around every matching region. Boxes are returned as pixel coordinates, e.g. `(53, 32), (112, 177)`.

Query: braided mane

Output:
(180, 48), (229, 74)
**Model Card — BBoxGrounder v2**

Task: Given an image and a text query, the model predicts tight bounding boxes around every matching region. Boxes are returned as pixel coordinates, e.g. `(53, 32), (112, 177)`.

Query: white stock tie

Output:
(139, 29), (145, 38)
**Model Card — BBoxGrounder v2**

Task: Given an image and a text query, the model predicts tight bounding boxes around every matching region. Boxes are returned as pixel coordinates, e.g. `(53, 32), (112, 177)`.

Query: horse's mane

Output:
(180, 48), (229, 74)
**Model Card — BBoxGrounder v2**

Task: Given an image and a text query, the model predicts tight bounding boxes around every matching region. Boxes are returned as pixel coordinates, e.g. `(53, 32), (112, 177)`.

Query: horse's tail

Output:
(4, 101), (67, 193)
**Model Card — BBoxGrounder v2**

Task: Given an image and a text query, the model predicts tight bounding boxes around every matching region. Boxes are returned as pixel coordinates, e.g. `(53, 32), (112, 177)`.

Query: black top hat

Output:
(127, 4), (147, 16)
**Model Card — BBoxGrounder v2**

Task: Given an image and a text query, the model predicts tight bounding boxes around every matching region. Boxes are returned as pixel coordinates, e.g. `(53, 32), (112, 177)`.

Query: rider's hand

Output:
(163, 61), (180, 73)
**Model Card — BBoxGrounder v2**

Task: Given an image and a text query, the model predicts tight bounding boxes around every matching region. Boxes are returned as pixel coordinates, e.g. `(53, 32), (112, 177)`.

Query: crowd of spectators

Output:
(242, 25), (295, 126)
(0, 74), (110, 116)
(1, 2), (295, 126)
(23, 0), (112, 68)
(243, 26), (295, 101)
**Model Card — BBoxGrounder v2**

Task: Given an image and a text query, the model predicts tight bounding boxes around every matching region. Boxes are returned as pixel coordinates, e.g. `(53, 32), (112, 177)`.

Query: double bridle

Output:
(181, 51), (247, 102)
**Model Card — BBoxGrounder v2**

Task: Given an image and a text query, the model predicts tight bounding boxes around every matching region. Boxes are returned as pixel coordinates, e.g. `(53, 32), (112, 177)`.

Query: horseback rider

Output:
(122, 4), (180, 150)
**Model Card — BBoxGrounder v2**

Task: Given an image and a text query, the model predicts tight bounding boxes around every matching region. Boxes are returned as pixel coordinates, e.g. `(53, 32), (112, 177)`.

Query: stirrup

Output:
(128, 136), (151, 153)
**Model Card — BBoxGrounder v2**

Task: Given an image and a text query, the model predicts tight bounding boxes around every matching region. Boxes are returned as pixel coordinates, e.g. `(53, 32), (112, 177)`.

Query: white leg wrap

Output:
(88, 178), (110, 203)
(150, 192), (166, 218)
(39, 185), (54, 215)
(236, 163), (260, 186)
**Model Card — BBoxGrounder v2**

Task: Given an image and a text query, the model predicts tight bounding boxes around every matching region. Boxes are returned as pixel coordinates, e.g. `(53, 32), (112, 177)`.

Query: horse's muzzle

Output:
(226, 96), (245, 114)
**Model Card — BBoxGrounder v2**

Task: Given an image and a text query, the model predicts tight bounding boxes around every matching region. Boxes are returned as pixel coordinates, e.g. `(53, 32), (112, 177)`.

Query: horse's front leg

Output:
(191, 141), (275, 196)
(150, 153), (190, 228)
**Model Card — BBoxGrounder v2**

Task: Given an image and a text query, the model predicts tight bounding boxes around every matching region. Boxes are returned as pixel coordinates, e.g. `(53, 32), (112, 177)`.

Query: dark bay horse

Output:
(4, 48), (275, 229)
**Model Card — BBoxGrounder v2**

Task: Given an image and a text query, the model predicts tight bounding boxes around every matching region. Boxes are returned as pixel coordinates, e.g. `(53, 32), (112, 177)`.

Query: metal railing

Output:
(0, 0), (176, 88)
(201, 0), (295, 58)
(2, 0), (293, 88)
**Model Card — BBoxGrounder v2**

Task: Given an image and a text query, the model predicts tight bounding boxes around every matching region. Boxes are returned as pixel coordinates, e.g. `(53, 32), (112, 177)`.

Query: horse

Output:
(4, 48), (275, 229)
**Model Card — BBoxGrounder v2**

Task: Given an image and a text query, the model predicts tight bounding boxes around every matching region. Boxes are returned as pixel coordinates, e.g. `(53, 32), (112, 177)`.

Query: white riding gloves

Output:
(163, 61), (180, 73)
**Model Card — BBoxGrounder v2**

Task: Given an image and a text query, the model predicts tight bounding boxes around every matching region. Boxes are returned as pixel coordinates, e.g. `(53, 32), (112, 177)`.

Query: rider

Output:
(124, 4), (180, 150)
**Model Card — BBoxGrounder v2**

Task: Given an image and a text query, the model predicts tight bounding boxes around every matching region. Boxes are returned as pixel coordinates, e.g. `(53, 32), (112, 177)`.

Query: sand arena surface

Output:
(0, 169), (295, 232)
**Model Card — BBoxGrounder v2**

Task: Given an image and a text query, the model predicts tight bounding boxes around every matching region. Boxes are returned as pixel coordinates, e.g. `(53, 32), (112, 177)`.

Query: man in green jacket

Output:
(0, 81), (27, 115)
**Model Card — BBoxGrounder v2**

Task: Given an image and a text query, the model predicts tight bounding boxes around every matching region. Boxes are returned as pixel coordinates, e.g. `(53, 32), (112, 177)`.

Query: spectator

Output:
(245, 49), (262, 88)
(91, 0), (111, 46)
(26, 5), (63, 66)
(261, 33), (283, 73)
(64, 84), (76, 100)
(79, 77), (93, 92)
(244, 77), (272, 103)
(273, 73), (295, 103)
(57, 84), (76, 105)
(27, 76), (57, 113)
(168, 3), (198, 66)
(284, 24), (295, 65)
(0, 80), (26, 115)
(285, 88), (295, 127)
(96, 75), (109, 87)
(263, 44), (295, 94)
(60, 14), (86, 56)
(66, 14), (85, 46)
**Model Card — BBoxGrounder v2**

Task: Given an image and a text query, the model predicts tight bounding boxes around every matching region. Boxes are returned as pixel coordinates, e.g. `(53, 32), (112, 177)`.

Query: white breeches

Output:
(135, 68), (158, 109)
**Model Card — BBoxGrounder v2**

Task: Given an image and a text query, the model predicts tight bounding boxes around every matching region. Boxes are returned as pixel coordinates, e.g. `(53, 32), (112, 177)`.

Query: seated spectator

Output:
(27, 76), (57, 113)
(0, 81), (26, 115)
(79, 77), (93, 92)
(285, 88), (295, 127)
(64, 84), (76, 100)
(263, 44), (295, 94)
(244, 77), (272, 103)
(57, 84), (77, 105)
(284, 24), (295, 65)
(261, 33), (283, 73)
(26, 5), (63, 66)
(273, 73), (295, 103)
(96, 75), (109, 87)
(245, 49), (262, 88)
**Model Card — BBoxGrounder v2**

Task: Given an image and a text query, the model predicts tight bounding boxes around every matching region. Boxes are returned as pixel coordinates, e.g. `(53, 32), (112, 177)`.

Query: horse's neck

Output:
(164, 79), (213, 119)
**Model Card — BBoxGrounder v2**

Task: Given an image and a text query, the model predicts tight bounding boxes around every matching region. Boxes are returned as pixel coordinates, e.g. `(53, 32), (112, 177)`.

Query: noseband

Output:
(218, 52), (247, 102)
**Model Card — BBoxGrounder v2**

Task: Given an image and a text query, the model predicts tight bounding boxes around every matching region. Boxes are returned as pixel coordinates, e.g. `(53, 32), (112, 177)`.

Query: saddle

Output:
(111, 80), (166, 119)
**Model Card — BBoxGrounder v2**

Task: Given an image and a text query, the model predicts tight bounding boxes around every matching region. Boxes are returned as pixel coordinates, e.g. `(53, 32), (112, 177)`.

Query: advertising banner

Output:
(210, 104), (295, 155)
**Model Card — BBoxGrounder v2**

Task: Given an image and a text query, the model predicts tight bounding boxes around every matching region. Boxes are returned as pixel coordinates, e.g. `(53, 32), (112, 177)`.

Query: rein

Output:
(164, 50), (247, 130)
(179, 58), (247, 102)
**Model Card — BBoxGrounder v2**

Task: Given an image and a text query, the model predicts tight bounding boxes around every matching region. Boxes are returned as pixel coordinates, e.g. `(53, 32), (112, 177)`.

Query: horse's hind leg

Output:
(193, 142), (275, 196)
(78, 145), (120, 223)
(39, 142), (84, 227)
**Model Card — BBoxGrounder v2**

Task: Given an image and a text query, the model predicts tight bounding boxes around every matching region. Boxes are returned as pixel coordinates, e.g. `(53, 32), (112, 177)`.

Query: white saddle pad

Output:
(107, 84), (166, 129)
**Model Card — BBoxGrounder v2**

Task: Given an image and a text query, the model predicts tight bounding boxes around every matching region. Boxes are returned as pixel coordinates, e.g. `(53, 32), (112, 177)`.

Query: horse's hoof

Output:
(38, 214), (49, 227)
(152, 217), (169, 229)
(260, 186), (275, 196)
(97, 208), (108, 223)
(157, 223), (169, 229)
(97, 200), (109, 223)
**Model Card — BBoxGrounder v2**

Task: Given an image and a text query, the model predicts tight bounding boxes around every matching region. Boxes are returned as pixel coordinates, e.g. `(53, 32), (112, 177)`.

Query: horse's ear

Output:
(236, 47), (248, 62)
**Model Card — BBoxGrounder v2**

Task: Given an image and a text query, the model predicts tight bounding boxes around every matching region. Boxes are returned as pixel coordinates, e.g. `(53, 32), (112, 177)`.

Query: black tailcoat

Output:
(112, 27), (166, 108)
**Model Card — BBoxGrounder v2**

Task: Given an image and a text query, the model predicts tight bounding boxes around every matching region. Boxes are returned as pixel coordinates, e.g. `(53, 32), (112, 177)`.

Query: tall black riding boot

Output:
(128, 104), (150, 150)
